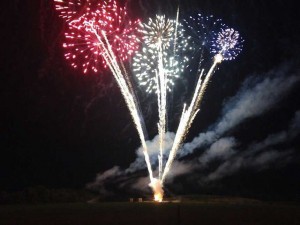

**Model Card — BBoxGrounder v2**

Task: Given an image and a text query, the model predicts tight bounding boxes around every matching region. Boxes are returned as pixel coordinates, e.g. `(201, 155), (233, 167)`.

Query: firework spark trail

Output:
(173, 6), (180, 54)
(162, 57), (222, 182)
(120, 60), (148, 139)
(138, 16), (173, 181)
(55, 0), (155, 182)
(161, 71), (202, 183)
(135, 15), (190, 181)
(87, 22), (154, 182)
(133, 15), (190, 200)
(157, 43), (167, 180)
(162, 25), (243, 183)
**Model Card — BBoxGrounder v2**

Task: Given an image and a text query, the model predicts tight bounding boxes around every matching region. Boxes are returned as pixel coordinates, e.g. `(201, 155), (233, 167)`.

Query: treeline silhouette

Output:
(0, 186), (97, 204)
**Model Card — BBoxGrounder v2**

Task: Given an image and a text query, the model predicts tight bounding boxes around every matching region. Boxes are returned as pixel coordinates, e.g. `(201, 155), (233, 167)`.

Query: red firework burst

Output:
(55, 0), (140, 73)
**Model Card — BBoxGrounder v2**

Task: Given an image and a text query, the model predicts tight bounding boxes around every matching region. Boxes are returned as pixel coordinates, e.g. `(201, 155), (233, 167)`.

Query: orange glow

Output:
(150, 178), (164, 202)
(154, 192), (163, 202)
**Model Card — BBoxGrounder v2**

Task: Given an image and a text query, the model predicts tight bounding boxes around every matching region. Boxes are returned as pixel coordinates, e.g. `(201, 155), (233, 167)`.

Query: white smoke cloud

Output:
(181, 64), (300, 156)
(126, 132), (175, 173)
(130, 176), (150, 191)
(290, 110), (300, 130)
(161, 137), (237, 183)
(204, 110), (300, 181)
(87, 64), (300, 194)
(180, 131), (217, 157)
(215, 75), (299, 134)
(86, 133), (175, 190)
(86, 166), (123, 193)
(137, 132), (175, 157)
(247, 110), (300, 155)
(199, 137), (237, 164)
(165, 160), (198, 180)
(155, 66), (300, 182)
(206, 149), (293, 181)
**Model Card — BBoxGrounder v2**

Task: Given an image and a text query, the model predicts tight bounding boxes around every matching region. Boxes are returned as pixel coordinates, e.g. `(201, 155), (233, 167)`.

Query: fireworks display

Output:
(54, 0), (243, 202)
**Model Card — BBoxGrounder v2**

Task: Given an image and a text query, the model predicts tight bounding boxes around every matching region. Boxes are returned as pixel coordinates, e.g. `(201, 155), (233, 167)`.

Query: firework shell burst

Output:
(58, 0), (140, 73)
(210, 28), (243, 60)
(133, 15), (191, 93)
(139, 15), (175, 49)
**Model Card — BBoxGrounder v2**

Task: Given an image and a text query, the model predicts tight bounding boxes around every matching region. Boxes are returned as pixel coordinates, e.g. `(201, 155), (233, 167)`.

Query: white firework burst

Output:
(133, 15), (190, 93)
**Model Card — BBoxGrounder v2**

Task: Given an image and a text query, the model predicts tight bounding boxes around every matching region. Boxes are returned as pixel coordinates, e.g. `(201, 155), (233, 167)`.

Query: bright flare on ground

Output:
(150, 178), (164, 202)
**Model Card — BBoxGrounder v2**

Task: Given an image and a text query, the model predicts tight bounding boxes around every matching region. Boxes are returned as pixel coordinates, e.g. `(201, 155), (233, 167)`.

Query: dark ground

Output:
(1, 200), (300, 225)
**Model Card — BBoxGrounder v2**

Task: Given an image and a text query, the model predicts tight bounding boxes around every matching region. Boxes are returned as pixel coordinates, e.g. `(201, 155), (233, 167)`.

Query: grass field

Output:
(0, 200), (300, 225)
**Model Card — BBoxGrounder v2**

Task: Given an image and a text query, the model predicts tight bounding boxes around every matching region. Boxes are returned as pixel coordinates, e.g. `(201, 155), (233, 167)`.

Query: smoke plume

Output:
(87, 63), (300, 193)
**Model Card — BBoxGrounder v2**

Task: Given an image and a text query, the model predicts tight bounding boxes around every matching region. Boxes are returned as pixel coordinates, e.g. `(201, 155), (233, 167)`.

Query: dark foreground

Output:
(1, 201), (300, 225)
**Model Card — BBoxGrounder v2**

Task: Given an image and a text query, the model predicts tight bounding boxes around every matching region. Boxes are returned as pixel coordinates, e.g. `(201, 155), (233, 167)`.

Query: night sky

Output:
(1, 0), (300, 200)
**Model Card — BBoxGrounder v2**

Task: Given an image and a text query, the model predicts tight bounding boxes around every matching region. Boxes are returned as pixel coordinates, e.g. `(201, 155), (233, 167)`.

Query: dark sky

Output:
(1, 0), (299, 200)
